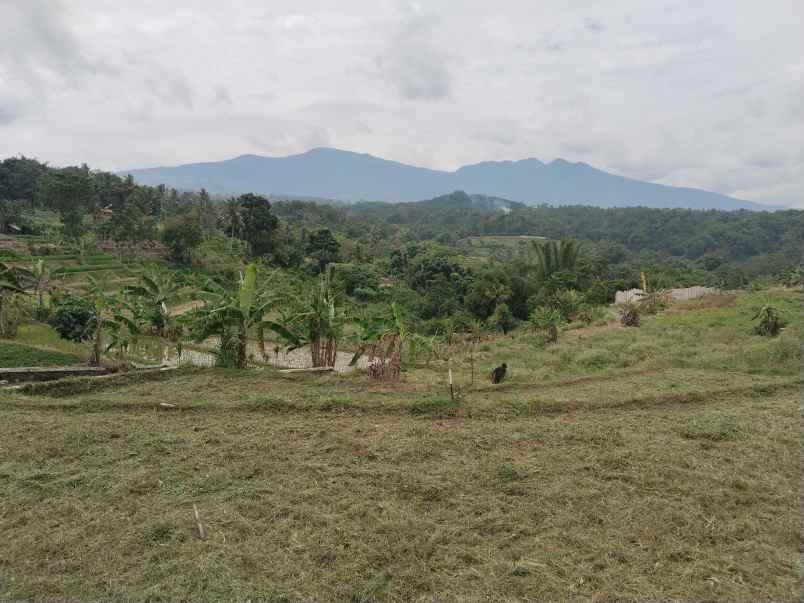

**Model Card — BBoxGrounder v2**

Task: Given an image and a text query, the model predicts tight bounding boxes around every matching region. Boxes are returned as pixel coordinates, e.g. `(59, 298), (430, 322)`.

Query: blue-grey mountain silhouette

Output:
(121, 147), (772, 210)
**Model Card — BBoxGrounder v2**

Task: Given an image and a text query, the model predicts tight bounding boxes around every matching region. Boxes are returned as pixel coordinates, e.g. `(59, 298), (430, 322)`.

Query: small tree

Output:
(239, 194), (279, 258)
(306, 228), (341, 273)
(51, 294), (96, 343)
(489, 302), (516, 334)
(161, 215), (203, 264)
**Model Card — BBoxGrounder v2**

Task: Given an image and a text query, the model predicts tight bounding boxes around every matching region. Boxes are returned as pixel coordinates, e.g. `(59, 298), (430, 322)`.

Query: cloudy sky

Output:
(1, 0), (802, 207)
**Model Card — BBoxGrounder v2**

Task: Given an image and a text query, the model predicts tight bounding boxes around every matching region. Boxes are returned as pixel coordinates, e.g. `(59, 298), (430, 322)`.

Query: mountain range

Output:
(122, 147), (772, 210)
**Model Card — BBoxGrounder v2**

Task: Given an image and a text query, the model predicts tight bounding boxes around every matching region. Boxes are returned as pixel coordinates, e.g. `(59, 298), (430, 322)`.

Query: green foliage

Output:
(35, 166), (95, 240)
(332, 262), (380, 296)
(161, 214), (203, 264)
(125, 270), (181, 334)
(0, 262), (30, 338)
(51, 294), (96, 342)
(530, 306), (564, 343)
(286, 266), (346, 367)
(551, 289), (584, 321)
(0, 342), (80, 367)
(620, 303), (641, 327)
(192, 263), (296, 369)
(752, 305), (785, 337)
(306, 228), (341, 272)
(238, 194), (279, 258)
(530, 239), (581, 283)
(488, 302), (516, 334)
(638, 290), (669, 315)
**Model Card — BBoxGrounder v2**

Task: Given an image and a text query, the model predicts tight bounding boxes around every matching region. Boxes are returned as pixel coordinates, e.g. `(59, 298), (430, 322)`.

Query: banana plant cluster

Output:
(192, 263), (297, 368)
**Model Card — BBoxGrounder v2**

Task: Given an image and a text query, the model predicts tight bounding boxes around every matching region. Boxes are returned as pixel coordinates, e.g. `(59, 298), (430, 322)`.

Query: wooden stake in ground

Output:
(193, 504), (206, 539)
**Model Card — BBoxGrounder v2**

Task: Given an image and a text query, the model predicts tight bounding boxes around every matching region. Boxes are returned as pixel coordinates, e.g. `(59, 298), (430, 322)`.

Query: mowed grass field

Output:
(0, 290), (801, 601)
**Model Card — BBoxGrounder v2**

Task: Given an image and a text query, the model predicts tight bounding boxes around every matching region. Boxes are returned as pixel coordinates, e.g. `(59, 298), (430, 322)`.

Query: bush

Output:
(638, 291), (668, 315)
(32, 304), (51, 322)
(333, 263), (380, 296)
(488, 303), (516, 334)
(552, 289), (584, 321)
(620, 303), (641, 327)
(576, 303), (607, 326)
(353, 286), (382, 302)
(50, 294), (95, 342)
(753, 305), (785, 337)
(530, 306), (564, 343)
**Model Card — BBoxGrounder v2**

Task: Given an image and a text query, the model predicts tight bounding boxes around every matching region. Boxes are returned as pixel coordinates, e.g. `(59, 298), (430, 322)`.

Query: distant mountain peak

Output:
(121, 147), (777, 211)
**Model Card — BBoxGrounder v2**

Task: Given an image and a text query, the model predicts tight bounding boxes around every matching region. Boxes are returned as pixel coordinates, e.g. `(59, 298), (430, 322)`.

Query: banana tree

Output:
(192, 263), (297, 368)
(0, 262), (29, 338)
(124, 270), (182, 334)
(276, 267), (346, 368)
(28, 259), (53, 312)
(348, 302), (408, 379)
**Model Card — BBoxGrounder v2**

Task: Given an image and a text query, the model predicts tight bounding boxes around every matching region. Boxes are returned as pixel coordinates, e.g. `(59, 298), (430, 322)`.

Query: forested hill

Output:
(341, 191), (803, 260)
(122, 147), (772, 210)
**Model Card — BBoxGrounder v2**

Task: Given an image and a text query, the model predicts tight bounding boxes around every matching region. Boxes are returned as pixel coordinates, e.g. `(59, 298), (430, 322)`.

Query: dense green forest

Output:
(1, 156), (801, 341)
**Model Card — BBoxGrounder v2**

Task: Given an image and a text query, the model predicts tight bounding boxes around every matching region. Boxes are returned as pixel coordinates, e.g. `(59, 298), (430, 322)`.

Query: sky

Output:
(0, 0), (802, 208)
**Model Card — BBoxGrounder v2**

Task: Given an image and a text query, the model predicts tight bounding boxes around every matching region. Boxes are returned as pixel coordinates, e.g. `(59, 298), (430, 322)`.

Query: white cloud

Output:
(0, 0), (802, 207)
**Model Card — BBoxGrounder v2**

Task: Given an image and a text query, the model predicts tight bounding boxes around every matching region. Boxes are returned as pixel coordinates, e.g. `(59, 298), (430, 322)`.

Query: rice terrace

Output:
(2, 2), (804, 601)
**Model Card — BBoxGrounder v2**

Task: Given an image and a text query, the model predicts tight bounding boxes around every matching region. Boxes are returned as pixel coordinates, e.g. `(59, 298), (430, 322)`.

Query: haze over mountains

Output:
(122, 147), (772, 211)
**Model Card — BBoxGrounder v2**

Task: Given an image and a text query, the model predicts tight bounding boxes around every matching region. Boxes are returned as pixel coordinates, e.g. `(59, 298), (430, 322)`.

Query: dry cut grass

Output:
(0, 372), (800, 601)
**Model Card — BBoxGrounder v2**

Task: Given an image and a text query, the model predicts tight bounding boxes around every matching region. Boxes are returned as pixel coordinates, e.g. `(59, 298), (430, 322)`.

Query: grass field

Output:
(0, 290), (801, 601)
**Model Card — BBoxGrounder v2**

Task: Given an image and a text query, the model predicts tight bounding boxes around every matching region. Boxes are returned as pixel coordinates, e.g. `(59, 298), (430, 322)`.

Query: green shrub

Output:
(50, 294), (95, 342)
(752, 305), (785, 337)
(620, 303), (641, 327)
(530, 306), (564, 343)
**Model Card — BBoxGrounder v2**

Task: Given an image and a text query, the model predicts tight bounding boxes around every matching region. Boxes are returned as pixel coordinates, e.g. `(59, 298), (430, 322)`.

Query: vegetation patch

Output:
(0, 342), (80, 367)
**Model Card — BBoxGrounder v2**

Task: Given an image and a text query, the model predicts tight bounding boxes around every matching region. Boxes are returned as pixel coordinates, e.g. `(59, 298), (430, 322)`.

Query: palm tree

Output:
(193, 264), (296, 368)
(530, 239), (581, 282)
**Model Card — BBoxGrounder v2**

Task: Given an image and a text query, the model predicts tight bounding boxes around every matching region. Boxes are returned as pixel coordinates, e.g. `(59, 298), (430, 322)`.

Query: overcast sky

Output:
(1, 1), (802, 207)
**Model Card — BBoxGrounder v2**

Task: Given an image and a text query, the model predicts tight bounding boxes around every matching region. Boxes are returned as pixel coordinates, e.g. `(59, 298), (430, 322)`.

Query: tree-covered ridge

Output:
(1, 156), (801, 343)
(345, 191), (803, 261)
